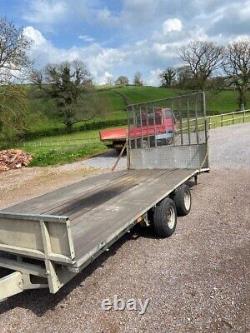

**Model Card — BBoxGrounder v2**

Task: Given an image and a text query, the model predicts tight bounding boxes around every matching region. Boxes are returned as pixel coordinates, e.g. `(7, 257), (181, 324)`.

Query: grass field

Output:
(25, 86), (250, 135)
(2, 86), (250, 167)
(25, 86), (183, 135)
(18, 109), (250, 167)
(19, 130), (107, 166)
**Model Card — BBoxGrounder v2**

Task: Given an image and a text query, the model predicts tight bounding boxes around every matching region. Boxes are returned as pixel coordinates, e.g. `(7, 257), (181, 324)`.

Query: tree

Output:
(179, 41), (223, 90)
(0, 85), (27, 143)
(105, 76), (113, 86)
(0, 18), (31, 143)
(206, 76), (226, 93)
(160, 67), (176, 87)
(0, 17), (31, 83)
(115, 76), (129, 86)
(175, 66), (193, 89)
(134, 72), (143, 86)
(223, 40), (250, 109)
(32, 61), (107, 131)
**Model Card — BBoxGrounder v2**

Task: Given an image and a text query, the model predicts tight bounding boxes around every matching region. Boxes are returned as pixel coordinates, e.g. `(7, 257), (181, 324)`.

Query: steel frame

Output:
(0, 92), (210, 301)
(127, 91), (209, 170)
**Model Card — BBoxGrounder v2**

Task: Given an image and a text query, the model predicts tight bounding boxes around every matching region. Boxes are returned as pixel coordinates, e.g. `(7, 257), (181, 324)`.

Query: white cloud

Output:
(88, 48), (127, 79)
(146, 68), (162, 86)
(238, 2), (250, 20)
(231, 35), (250, 42)
(23, 0), (67, 24)
(207, 1), (250, 36)
(98, 71), (114, 85)
(23, 26), (47, 47)
(162, 18), (183, 34)
(23, 0), (250, 88)
(23, 25), (204, 86)
(24, 26), (127, 83)
(78, 35), (95, 43)
(97, 8), (112, 22)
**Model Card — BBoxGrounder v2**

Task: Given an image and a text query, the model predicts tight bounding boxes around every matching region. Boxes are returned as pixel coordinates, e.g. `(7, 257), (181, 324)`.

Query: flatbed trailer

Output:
(0, 92), (209, 301)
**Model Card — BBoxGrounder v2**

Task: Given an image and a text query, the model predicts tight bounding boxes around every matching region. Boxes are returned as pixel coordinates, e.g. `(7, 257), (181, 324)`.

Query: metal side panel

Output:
(0, 212), (75, 264)
(129, 143), (209, 170)
(0, 212), (78, 295)
(0, 271), (24, 300)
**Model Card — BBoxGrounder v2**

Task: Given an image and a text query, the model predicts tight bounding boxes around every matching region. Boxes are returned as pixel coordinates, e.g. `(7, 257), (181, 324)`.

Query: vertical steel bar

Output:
(153, 104), (157, 147)
(140, 106), (143, 149)
(134, 107), (138, 150)
(202, 91), (208, 144)
(179, 98), (183, 145)
(146, 104), (150, 148)
(171, 101), (176, 146)
(194, 95), (199, 145)
(187, 99), (191, 145)
(127, 105), (131, 169)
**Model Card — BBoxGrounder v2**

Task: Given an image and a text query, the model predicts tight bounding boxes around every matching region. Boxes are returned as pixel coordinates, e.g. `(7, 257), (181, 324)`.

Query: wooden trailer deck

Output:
(1, 168), (197, 268)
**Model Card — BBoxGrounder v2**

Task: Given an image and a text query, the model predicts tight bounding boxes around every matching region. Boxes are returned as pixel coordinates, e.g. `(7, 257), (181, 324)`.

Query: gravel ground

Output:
(80, 123), (250, 171)
(0, 124), (249, 333)
(0, 164), (99, 209)
(209, 123), (250, 170)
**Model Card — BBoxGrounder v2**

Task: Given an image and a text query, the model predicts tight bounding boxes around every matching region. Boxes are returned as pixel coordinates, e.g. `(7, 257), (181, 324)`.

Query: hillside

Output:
(26, 85), (249, 137)
(1, 85), (248, 167)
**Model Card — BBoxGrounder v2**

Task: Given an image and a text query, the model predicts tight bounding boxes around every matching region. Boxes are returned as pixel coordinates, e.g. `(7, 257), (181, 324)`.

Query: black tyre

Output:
(174, 184), (192, 216)
(153, 198), (177, 238)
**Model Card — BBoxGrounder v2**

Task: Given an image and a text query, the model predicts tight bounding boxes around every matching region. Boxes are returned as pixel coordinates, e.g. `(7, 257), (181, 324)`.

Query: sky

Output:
(1, 0), (250, 85)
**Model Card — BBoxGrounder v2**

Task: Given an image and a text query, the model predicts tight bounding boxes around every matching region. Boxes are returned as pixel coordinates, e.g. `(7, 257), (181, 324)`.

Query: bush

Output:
(21, 118), (127, 141)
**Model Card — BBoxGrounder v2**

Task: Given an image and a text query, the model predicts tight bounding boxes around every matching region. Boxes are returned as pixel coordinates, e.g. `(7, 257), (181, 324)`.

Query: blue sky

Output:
(1, 0), (250, 85)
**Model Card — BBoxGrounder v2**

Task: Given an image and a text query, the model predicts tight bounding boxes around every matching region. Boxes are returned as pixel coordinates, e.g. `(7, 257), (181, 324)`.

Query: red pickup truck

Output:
(100, 108), (176, 152)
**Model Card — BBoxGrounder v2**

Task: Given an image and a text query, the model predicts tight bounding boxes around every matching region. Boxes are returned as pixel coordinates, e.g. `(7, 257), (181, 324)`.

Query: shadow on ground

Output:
(0, 225), (154, 317)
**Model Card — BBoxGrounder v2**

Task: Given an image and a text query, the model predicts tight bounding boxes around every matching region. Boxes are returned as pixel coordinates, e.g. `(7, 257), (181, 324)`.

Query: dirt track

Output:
(0, 124), (249, 333)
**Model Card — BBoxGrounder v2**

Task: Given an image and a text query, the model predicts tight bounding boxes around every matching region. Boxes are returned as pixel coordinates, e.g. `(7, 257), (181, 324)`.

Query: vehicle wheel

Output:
(174, 184), (191, 216)
(166, 137), (174, 145)
(142, 139), (149, 148)
(114, 147), (121, 154)
(157, 138), (167, 146)
(153, 198), (177, 238)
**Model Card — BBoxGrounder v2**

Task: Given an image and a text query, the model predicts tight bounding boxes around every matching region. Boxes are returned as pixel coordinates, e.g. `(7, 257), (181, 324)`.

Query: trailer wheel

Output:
(174, 184), (192, 216)
(153, 198), (177, 238)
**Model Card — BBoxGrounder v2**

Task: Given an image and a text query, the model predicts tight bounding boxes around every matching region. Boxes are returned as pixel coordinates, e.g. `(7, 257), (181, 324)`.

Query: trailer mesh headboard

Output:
(127, 92), (209, 170)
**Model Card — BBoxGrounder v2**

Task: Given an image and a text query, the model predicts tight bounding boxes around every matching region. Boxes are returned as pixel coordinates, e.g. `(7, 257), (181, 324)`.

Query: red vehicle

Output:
(100, 108), (176, 152)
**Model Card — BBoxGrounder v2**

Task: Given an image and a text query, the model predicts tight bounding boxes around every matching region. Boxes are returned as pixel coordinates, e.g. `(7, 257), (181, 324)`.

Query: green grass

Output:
(206, 90), (249, 114)
(19, 129), (107, 166)
(25, 86), (182, 134)
(2, 86), (249, 167)
(18, 110), (250, 167)
(25, 86), (250, 134)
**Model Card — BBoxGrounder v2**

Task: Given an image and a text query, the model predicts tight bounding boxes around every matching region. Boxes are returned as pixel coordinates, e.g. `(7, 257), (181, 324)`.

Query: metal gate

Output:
(127, 92), (209, 170)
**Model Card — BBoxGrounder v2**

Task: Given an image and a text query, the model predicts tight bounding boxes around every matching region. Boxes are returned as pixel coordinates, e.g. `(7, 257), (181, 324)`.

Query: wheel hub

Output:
(184, 192), (191, 210)
(166, 207), (175, 229)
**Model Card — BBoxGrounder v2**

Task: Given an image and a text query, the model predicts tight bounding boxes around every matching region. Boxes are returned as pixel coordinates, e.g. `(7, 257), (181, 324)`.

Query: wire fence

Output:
(208, 109), (250, 129)
(2, 109), (250, 152)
